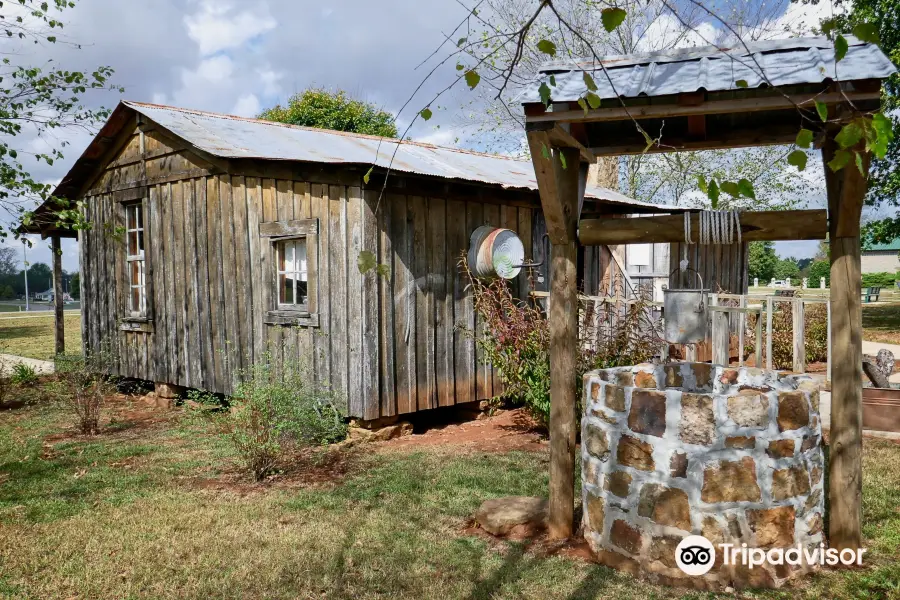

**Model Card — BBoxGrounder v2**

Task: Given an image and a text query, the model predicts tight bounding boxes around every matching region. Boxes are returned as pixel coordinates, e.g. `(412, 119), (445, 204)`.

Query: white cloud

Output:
(637, 14), (719, 53)
(259, 68), (284, 97)
(231, 93), (261, 117)
(184, 0), (277, 56)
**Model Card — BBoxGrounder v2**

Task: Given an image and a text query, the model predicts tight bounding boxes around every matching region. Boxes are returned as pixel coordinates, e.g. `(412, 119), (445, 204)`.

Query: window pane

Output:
(284, 242), (295, 271)
(297, 281), (308, 304)
(128, 231), (138, 256)
(136, 206), (143, 229)
(130, 261), (142, 285)
(138, 230), (145, 255)
(126, 205), (135, 230)
(297, 241), (307, 280)
(280, 273), (294, 305)
(130, 287), (140, 312)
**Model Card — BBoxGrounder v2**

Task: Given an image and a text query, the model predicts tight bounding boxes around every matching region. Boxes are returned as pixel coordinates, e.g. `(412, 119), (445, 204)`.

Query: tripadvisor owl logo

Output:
(675, 536), (716, 576)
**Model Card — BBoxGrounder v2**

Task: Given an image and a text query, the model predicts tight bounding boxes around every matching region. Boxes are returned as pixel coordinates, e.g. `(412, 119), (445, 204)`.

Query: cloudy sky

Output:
(4, 0), (861, 271)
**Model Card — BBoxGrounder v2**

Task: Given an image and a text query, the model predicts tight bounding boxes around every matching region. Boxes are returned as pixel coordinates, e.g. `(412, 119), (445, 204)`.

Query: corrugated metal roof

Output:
(123, 101), (670, 210)
(519, 36), (896, 103)
(866, 238), (900, 252)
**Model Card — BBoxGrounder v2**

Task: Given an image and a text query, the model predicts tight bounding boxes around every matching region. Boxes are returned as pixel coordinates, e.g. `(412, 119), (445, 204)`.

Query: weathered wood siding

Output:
(669, 241), (749, 294)
(79, 123), (548, 419)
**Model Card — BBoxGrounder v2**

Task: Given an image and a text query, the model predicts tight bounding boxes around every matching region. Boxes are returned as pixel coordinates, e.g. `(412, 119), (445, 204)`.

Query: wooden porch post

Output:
(527, 127), (582, 539)
(51, 236), (65, 356)
(822, 137), (868, 551)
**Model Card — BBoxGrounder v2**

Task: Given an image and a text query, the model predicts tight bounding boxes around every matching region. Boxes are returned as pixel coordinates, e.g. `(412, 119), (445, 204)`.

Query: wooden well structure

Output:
(522, 36), (897, 550)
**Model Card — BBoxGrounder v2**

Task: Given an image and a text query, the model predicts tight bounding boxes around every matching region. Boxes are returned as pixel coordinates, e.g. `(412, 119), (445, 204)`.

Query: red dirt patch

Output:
(188, 447), (364, 495)
(381, 408), (547, 453)
(44, 392), (175, 444)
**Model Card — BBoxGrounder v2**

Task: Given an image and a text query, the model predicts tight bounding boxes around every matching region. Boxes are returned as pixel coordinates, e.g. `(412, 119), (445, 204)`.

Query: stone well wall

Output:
(581, 362), (824, 590)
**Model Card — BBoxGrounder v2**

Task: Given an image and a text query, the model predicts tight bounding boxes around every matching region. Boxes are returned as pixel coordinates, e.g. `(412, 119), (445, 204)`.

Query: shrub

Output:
(465, 259), (662, 425)
(214, 356), (347, 480)
(10, 363), (38, 387)
(53, 345), (117, 435)
(746, 303), (828, 369)
(807, 260), (830, 287)
(862, 271), (899, 288)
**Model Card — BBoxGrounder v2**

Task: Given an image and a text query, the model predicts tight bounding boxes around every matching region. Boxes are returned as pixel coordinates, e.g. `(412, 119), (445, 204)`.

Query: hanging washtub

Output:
(468, 226), (525, 280)
(663, 267), (709, 344)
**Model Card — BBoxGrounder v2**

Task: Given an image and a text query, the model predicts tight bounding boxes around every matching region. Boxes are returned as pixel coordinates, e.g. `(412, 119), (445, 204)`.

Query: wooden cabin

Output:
(26, 101), (721, 421)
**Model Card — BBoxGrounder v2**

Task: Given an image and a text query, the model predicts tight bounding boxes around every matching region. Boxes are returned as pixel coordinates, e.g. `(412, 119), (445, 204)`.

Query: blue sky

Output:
(5, 0), (864, 271)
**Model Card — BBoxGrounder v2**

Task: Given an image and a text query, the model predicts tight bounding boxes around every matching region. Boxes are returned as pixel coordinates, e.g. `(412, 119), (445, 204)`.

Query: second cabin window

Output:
(125, 201), (147, 318)
(276, 238), (308, 311)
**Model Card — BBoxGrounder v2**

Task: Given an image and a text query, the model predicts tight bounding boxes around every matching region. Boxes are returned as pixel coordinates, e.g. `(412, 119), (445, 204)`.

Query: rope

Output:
(687, 210), (742, 246)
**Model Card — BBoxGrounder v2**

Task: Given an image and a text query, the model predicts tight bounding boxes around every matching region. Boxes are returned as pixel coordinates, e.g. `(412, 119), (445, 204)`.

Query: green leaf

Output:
(852, 22), (880, 45)
(583, 71), (597, 91)
(696, 174), (708, 194)
(363, 166), (374, 185)
(420, 107), (432, 121)
(577, 97), (589, 115)
(559, 151), (567, 170)
(601, 7), (627, 32)
(464, 69), (480, 89)
(457, 37), (467, 47)
(375, 263), (391, 279)
(787, 150), (808, 171)
(828, 149), (852, 172)
(541, 143), (551, 160)
(707, 180), (720, 209)
(855, 151), (865, 175)
(835, 121), (864, 148)
(549, 74), (556, 87)
(738, 178), (756, 199)
(871, 112), (894, 158)
(735, 79), (748, 88)
(795, 128), (814, 149)
(720, 181), (740, 197)
(538, 81), (552, 106)
(835, 34), (848, 62)
(357, 250), (377, 274)
(821, 18), (836, 37)
(815, 101), (828, 122)
(456, 63), (464, 71)
(537, 39), (556, 56)
(585, 91), (601, 109)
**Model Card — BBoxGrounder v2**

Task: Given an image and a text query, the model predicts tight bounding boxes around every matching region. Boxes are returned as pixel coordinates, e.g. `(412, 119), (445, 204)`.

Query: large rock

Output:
(747, 505), (795, 548)
(585, 491), (605, 531)
(617, 434), (655, 471)
(772, 465), (810, 500)
(637, 483), (692, 531)
(680, 393), (716, 445)
(604, 471), (632, 498)
(777, 391), (809, 432)
(727, 391), (769, 428)
(610, 519), (643, 555)
(474, 496), (547, 537)
(584, 424), (610, 459)
(701, 457), (761, 503)
(628, 390), (667, 437)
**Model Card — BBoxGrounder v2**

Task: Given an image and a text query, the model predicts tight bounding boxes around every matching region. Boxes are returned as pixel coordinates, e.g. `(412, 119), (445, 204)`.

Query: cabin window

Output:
(125, 201), (147, 317)
(276, 239), (308, 310)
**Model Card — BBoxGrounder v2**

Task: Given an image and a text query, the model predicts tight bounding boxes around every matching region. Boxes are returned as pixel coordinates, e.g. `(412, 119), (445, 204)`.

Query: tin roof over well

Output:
(519, 36), (896, 104)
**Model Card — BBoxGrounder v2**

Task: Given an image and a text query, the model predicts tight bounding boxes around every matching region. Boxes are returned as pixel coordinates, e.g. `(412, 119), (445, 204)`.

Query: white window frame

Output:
(125, 201), (148, 318)
(276, 238), (309, 312)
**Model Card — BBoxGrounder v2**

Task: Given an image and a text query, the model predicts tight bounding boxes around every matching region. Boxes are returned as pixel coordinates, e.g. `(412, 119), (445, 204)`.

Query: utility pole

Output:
(22, 241), (29, 312)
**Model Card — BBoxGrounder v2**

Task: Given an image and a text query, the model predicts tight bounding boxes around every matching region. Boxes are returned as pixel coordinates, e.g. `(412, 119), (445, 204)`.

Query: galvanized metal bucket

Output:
(663, 268), (709, 344)
(468, 226), (525, 280)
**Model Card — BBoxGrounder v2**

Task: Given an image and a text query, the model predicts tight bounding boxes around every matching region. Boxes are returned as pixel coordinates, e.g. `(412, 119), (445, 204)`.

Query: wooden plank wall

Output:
(80, 124), (547, 419)
(669, 241), (749, 294)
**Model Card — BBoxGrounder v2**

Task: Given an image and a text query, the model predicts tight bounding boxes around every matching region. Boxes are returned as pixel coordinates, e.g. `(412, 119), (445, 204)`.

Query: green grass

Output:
(862, 302), (900, 346)
(0, 314), (81, 359)
(0, 394), (898, 599)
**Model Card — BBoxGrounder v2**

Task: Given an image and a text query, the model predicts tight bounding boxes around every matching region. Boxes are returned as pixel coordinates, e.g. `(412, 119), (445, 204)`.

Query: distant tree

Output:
(774, 257), (801, 282)
(70, 272), (80, 299)
(258, 88), (397, 138)
(0, 246), (16, 275)
(0, 284), (13, 299)
(808, 260), (831, 287)
(24, 262), (51, 294)
(748, 241), (778, 283)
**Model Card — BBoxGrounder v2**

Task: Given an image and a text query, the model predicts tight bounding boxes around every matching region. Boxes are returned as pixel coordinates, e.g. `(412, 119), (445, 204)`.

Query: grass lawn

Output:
(0, 314), (81, 360)
(862, 302), (900, 346)
(0, 393), (898, 599)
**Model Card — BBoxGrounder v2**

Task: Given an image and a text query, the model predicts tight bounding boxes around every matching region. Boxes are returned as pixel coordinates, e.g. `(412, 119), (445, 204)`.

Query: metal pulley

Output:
(663, 267), (709, 344)
(468, 226), (525, 280)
